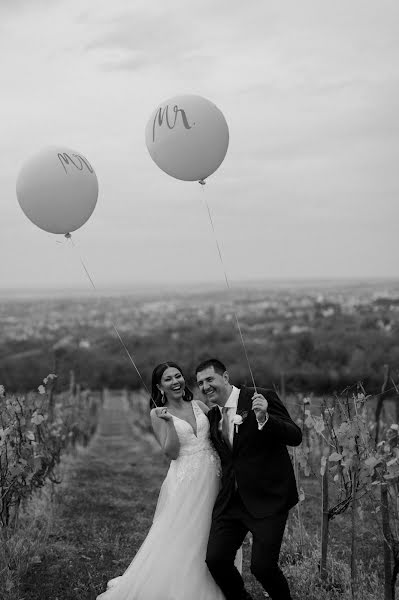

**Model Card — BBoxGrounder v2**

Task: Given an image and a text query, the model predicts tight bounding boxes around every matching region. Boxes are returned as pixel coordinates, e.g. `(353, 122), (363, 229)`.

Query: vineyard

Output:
(0, 375), (102, 597)
(289, 374), (399, 600)
(1, 372), (399, 599)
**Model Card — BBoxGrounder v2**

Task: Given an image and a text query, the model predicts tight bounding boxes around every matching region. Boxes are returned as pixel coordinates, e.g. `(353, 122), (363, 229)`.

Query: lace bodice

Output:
(170, 401), (221, 481)
(171, 401), (212, 454)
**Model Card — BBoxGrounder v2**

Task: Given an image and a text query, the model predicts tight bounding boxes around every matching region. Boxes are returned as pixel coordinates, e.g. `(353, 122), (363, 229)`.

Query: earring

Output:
(161, 390), (165, 405)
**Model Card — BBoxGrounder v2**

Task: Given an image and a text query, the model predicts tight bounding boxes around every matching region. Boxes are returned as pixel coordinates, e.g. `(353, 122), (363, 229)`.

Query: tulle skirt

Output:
(96, 449), (227, 600)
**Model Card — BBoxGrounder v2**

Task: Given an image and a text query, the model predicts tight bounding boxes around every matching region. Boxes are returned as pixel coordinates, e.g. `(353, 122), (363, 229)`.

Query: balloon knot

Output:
(198, 179), (206, 186)
(65, 233), (71, 239)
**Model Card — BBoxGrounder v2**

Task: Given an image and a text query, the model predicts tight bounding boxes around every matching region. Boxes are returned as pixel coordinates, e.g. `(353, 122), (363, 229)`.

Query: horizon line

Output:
(0, 276), (399, 299)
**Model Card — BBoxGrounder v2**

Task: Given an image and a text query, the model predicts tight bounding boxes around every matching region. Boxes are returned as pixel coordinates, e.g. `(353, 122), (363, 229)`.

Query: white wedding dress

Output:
(97, 400), (239, 600)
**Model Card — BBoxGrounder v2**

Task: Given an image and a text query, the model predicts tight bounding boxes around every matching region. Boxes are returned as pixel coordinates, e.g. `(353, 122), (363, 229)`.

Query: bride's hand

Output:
(154, 407), (174, 421)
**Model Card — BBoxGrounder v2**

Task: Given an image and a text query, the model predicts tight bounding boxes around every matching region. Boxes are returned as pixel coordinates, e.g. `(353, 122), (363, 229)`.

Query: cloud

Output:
(0, 0), (398, 288)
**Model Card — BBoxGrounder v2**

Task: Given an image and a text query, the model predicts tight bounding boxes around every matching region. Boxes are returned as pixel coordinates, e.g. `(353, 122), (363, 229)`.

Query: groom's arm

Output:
(257, 389), (302, 447)
(196, 400), (210, 415)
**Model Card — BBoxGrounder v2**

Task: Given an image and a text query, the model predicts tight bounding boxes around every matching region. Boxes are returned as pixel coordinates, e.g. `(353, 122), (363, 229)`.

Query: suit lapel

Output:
(208, 406), (224, 448)
(209, 405), (233, 455)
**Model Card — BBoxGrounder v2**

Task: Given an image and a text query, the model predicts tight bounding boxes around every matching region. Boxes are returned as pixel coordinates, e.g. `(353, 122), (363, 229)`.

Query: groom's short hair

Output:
(195, 358), (227, 376)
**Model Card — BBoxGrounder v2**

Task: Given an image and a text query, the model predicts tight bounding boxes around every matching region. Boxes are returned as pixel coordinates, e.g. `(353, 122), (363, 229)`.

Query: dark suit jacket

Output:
(207, 386), (302, 519)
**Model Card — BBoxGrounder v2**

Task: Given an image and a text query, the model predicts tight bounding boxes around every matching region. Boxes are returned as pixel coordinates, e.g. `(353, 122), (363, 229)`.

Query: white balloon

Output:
(145, 95), (229, 182)
(16, 146), (98, 234)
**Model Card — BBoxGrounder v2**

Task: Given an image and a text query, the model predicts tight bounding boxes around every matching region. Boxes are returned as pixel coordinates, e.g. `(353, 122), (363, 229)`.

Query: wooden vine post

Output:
(293, 448), (304, 555)
(381, 482), (393, 600)
(320, 447), (329, 581)
(375, 364), (390, 447)
(350, 468), (359, 600)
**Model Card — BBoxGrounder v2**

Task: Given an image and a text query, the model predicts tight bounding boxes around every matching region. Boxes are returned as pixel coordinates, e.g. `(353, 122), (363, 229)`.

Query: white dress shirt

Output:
(218, 385), (240, 446)
(219, 386), (268, 446)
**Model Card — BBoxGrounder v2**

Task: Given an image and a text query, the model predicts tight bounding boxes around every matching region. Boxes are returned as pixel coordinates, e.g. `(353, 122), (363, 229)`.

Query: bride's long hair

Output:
(151, 362), (194, 408)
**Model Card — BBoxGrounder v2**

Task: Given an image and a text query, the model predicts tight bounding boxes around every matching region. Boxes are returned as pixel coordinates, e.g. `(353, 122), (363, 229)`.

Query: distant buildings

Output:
(1, 282), (399, 352)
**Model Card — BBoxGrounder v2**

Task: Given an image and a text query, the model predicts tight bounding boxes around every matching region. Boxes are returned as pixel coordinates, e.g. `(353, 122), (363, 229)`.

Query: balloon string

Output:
(65, 234), (156, 408)
(198, 184), (257, 393)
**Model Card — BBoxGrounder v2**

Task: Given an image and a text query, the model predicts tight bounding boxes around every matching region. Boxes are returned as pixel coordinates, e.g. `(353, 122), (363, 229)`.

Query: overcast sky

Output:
(1, 0), (398, 290)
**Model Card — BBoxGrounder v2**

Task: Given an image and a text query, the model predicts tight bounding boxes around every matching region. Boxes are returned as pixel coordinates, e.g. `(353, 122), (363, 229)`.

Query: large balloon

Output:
(16, 146), (98, 234)
(145, 94), (229, 182)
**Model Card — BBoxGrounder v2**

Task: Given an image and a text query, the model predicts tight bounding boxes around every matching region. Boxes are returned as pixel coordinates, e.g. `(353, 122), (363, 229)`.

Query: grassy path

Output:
(23, 389), (383, 600)
(22, 391), (271, 599)
(22, 392), (169, 600)
(20, 391), (382, 600)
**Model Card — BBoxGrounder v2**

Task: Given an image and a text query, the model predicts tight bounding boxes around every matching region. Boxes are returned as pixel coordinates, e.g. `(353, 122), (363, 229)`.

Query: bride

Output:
(97, 361), (241, 600)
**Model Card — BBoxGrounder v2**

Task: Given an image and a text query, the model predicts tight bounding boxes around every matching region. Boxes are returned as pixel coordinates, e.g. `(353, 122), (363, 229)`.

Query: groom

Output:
(195, 358), (302, 600)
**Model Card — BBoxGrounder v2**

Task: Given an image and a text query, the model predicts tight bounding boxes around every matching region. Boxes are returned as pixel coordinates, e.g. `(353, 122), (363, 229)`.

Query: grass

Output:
(0, 444), (91, 599)
(0, 490), (53, 597)
(5, 391), (386, 599)
(18, 391), (169, 599)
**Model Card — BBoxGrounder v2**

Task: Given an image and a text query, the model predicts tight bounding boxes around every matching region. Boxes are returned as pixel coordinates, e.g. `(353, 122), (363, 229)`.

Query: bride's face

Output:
(158, 367), (185, 402)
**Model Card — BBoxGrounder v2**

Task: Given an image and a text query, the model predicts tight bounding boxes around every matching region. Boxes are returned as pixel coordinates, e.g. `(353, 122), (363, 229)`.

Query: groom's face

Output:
(196, 366), (229, 406)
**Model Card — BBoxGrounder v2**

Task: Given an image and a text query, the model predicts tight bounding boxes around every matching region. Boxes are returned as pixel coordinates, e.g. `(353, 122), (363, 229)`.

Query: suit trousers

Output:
(206, 490), (292, 600)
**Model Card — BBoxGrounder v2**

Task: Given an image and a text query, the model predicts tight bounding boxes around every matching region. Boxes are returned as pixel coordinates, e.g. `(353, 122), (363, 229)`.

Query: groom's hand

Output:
(252, 393), (268, 423)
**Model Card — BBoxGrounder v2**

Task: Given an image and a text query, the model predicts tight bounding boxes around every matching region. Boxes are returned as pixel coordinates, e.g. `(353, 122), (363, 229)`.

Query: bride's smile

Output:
(158, 367), (186, 402)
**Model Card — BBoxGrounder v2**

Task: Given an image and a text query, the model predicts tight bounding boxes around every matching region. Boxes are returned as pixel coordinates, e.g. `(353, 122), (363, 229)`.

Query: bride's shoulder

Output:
(194, 399), (210, 415)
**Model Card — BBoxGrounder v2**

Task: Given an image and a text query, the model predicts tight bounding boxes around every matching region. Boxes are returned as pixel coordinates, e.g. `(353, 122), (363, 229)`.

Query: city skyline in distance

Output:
(1, 275), (399, 301)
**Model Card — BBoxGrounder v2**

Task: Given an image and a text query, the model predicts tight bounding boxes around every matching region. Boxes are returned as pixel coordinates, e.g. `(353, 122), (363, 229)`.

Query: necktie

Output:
(221, 406), (231, 448)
